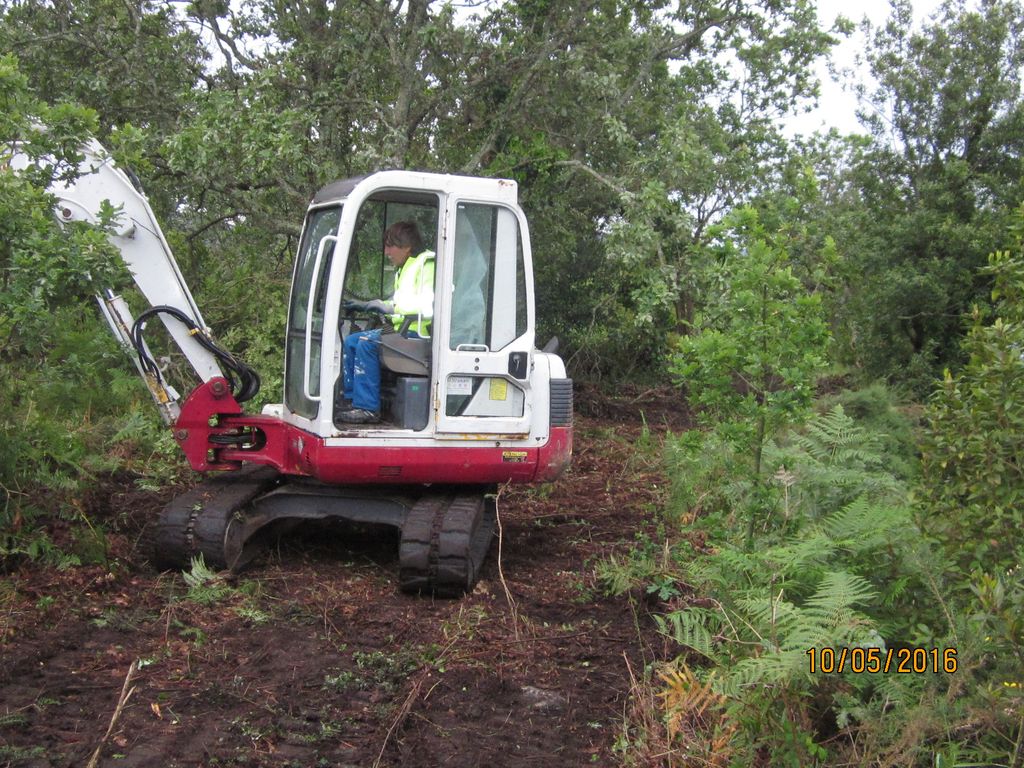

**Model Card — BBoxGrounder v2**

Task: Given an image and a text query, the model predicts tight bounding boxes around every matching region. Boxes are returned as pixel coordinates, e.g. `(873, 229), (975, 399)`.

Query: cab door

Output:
(283, 204), (341, 428)
(435, 199), (535, 436)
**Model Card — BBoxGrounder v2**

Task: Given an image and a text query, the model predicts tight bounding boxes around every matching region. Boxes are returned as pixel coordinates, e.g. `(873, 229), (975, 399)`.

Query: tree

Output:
(670, 206), (831, 538)
(0, 0), (208, 214)
(0, 55), (125, 356)
(837, 0), (1024, 390)
(1, 0), (839, 383)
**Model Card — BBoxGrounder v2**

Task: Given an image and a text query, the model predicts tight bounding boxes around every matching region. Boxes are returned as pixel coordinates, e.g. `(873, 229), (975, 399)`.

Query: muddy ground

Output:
(0, 389), (688, 767)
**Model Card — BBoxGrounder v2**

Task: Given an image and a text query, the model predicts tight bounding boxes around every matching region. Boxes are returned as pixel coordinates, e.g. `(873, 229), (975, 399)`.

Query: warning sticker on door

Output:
(448, 375), (473, 395)
(489, 378), (508, 401)
(502, 451), (528, 463)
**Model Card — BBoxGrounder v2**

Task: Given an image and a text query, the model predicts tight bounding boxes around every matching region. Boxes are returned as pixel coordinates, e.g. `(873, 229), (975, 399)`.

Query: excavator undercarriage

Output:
(152, 467), (497, 595)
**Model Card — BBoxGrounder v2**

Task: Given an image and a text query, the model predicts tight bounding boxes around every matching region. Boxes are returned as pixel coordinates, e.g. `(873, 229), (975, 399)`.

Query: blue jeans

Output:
(343, 329), (383, 413)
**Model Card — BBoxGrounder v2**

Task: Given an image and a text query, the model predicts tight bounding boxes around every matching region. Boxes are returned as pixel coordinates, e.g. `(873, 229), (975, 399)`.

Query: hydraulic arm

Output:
(10, 139), (256, 422)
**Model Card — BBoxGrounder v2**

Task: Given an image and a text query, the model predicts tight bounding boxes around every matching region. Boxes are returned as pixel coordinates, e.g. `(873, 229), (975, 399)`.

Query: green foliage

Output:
(0, 2), (1020, 762)
(0, 0), (841, 395)
(182, 554), (232, 605)
(668, 207), (830, 541)
(903, 247), (1024, 766)
(0, 58), (153, 561)
(971, 567), (1024, 689)
(763, 405), (907, 522)
(643, 377), (1024, 765)
(0, 306), (174, 564)
(919, 232), (1024, 575)
(0, 56), (188, 562)
(0, 58), (126, 353)
(831, 564), (1024, 767)
(667, 403), (924, 606)
(323, 648), (419, 696)
(595, 533), (680, 599)
(0, 1), (206, 136)
(664, 425), (756, 528)
(672, 206), (830, 435)
(819, 382), (921, 481)
(650, 399), (974, 765)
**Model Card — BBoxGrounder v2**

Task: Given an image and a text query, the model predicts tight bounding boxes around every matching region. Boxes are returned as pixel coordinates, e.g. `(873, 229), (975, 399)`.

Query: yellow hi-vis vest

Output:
(392, 249), (435, 336)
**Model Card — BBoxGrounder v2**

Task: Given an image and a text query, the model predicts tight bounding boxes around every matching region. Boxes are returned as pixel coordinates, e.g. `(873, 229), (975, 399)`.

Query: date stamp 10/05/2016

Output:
(806, 647), (958, 675)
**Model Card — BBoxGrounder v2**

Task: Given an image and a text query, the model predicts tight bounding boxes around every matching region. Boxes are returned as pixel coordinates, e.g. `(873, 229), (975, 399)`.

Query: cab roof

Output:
(311, 170), (519, 207)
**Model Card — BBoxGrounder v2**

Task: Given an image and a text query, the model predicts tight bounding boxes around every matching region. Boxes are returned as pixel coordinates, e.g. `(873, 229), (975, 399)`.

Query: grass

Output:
(0, 745), (47, 762)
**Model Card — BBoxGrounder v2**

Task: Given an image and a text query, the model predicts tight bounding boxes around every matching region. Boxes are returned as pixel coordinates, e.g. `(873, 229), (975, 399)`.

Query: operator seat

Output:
(379, 315), (430, 376)
(380, 334), (430, 376)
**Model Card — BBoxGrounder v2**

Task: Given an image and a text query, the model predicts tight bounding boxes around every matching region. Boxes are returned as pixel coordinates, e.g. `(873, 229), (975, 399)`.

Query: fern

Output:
(699, 572), (878, 697)
(594, 554), (636, 596)
(182, 554), (232, 605)
(656, 608), (719, 661)
(792, 405), (869, 461)
(805, 571), (877, 621)
(822, 496), (911, 552)
(688, 546), (760, 588)
(764, 405), (906, 520)
(760, 528), (836, 577)
(182, 554), (218, 589)
(648, 386), (992, 765)
(659, 665), (735, 751)
(723, 652), (805, 695)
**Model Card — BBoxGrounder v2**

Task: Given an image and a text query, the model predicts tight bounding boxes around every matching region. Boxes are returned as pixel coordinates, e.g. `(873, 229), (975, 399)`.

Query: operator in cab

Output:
(338, 221), (435, 424)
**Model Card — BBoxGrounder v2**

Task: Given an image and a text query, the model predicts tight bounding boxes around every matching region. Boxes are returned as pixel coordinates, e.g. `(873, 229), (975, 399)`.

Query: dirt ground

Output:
(0, 388), (689, 768)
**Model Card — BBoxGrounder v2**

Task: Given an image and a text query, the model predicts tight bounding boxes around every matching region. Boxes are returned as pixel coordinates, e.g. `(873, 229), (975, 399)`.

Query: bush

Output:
(919, 238), (1024, 577)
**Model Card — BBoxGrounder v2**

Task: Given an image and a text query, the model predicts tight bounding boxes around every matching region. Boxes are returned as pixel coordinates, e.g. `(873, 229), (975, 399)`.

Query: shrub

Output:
(919, 236), (1024, 576)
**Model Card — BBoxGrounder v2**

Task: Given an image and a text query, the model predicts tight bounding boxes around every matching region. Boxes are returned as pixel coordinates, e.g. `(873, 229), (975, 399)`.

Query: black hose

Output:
(130, 306), (261, 403)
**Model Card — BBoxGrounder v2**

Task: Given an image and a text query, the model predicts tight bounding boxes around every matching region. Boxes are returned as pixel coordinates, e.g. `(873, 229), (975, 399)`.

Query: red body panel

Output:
(174, 379), (572, 485)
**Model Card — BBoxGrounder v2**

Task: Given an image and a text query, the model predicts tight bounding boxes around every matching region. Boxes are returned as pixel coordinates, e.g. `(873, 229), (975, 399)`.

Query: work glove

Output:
(343, 300), (367, 312)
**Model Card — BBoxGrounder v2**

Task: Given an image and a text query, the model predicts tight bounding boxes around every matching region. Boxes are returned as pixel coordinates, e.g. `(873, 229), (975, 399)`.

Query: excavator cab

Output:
(283, 172), (552, 446)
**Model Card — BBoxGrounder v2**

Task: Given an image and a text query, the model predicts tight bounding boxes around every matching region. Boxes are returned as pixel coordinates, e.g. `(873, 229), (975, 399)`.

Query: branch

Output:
(459, 18), (573, 173)
(198, 7), (262, 72)
(186, 211), (244, 242)
(554, 159), (629, 196)
(85, 660), (138, 768)
(655, 14), (747, 60)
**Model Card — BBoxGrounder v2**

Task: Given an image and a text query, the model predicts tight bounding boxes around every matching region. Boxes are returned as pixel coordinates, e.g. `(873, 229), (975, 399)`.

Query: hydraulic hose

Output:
(130, 306), (261, 403)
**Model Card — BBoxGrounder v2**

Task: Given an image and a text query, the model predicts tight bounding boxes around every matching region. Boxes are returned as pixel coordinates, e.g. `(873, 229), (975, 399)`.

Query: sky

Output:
(786, 0), (941, 136)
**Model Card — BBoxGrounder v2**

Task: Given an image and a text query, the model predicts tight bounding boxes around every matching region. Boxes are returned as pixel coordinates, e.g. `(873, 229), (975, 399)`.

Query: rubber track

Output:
(152, 466), (281, 571)
(398, 494), (495, 596)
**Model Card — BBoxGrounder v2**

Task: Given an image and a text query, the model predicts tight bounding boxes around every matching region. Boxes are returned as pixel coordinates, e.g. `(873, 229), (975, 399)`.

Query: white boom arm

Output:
(10, 139), (226, 423)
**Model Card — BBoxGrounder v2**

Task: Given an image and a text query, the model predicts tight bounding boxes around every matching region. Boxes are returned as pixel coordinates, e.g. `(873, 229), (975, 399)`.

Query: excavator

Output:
(11, 139), (573, 595)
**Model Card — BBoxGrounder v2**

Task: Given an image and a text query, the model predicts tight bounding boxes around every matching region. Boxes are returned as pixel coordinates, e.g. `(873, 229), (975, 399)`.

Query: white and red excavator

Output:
(11, 139), (573, 594)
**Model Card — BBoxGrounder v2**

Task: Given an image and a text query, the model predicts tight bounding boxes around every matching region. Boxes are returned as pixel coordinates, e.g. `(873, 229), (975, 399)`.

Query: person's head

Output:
(383, 221), (424, 268)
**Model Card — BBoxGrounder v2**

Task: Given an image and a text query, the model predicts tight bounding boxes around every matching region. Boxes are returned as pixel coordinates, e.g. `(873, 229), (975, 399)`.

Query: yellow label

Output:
(502, 451), (528, 463)
(488, 378), (508, 401)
